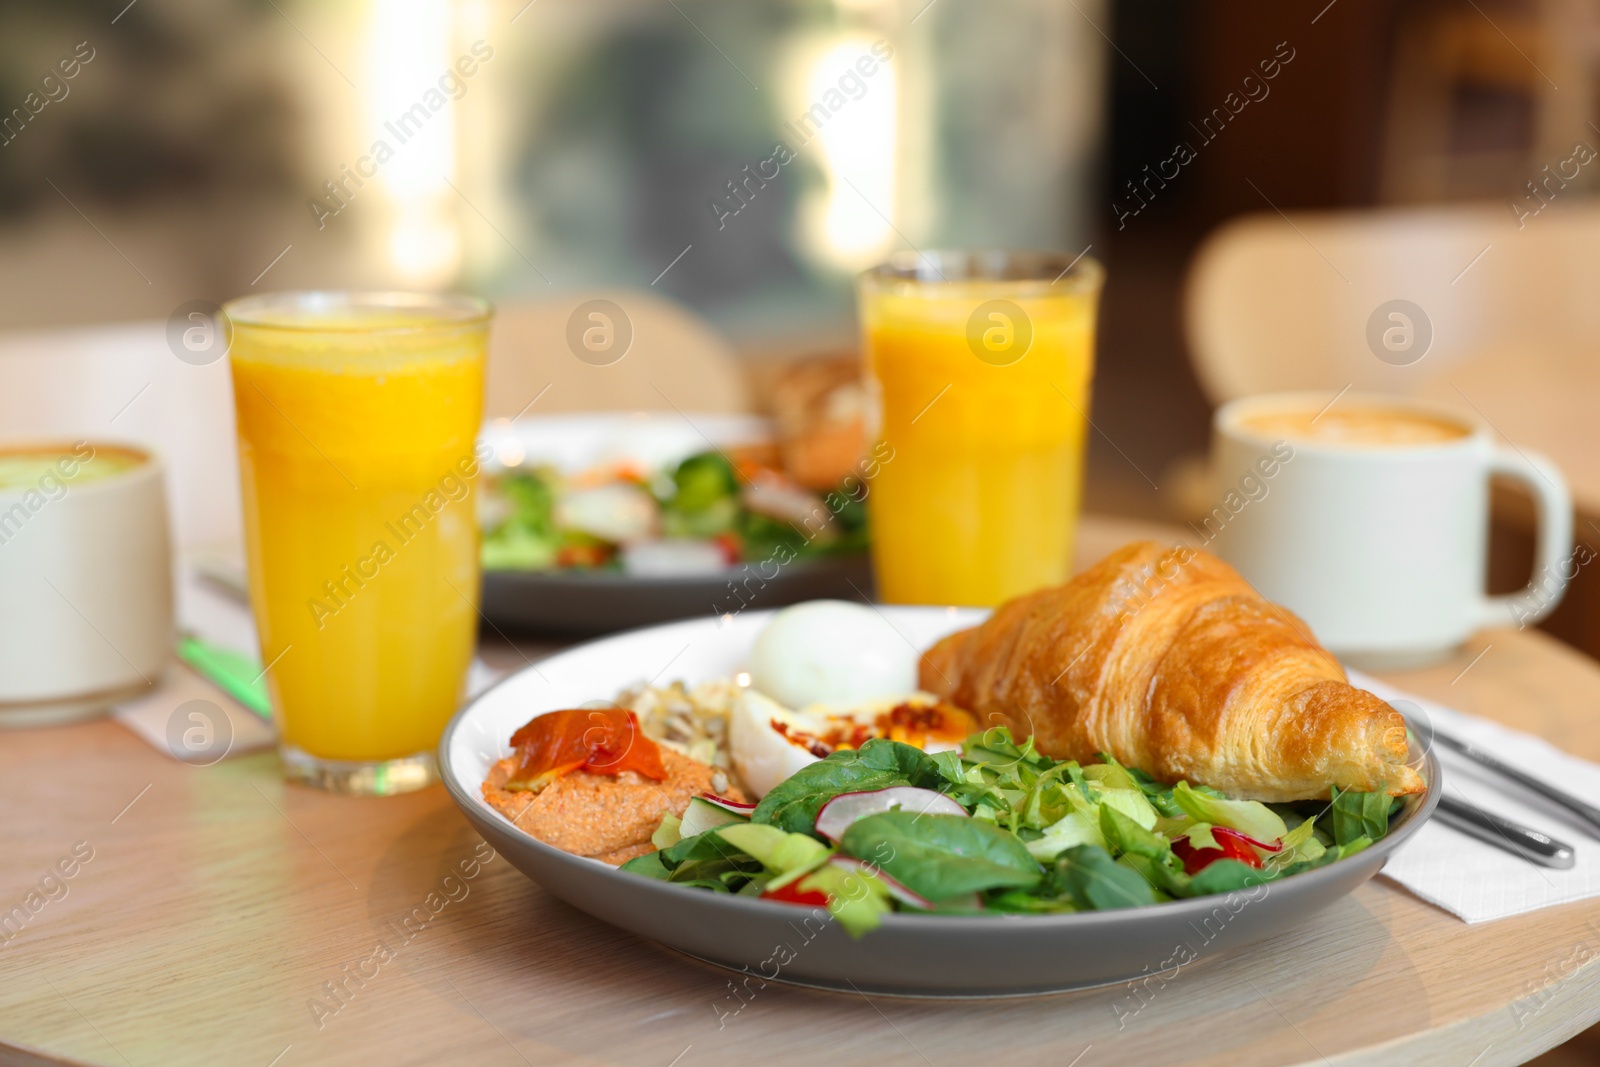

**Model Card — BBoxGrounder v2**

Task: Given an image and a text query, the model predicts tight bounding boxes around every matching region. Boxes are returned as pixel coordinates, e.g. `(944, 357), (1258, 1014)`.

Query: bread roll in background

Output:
(763, 353), (867, 491)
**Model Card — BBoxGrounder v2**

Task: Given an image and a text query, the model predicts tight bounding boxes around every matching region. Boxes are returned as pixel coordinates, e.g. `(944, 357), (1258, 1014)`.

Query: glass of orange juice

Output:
(858, 251), (1104, 606)
(223, 291), (491, 794)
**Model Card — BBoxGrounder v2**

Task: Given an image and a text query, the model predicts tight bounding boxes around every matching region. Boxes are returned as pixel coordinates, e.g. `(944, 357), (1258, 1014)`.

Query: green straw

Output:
(176, 634), (272, 720)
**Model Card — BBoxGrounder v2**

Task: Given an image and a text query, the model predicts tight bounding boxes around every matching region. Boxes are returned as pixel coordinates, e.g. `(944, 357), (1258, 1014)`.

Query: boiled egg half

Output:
(730, 602), (974, 798)
(748, 600), (916, 708)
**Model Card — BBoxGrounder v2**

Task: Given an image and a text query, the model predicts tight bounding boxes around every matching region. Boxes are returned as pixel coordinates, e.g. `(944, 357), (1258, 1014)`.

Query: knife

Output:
(1427, 727), (1600, 839)
(1434, 793), (1576, 869)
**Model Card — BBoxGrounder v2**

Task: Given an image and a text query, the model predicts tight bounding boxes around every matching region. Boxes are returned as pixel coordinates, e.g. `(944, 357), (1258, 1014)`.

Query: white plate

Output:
(444, 607), (978, 790)
(478, 411), (771, 475)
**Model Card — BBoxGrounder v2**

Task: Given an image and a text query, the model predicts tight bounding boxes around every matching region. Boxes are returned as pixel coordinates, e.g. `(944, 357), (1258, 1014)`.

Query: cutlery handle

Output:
(1435, 794), (1576, 869)
(1437, 734), (1600, 837)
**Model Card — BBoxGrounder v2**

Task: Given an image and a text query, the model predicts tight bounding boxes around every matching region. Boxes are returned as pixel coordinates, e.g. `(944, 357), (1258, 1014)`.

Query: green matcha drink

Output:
(0, 444), (143, 491)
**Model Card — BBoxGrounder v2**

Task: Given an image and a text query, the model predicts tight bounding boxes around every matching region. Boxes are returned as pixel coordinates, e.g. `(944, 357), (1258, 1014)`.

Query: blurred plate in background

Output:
(479, 412), (772, 475)
(480, 555), (875, 636)
(477, 411), (873, 636)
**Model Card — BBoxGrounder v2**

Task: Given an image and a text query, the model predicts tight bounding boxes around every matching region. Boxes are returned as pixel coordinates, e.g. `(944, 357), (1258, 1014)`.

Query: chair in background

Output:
(0, 321), (238, 551)
(1182, 199), (1600, 657)
(1182, 198), (1600, 406)
(484, 289), (752, 420)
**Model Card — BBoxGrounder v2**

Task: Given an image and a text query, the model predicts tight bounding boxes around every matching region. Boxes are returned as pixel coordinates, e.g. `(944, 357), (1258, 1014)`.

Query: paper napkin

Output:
(114, 663), (277, 761)
(1351, 669), (1600, 923)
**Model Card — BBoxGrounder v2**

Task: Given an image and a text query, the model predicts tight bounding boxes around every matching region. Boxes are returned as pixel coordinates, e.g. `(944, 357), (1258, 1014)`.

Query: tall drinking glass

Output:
(858, 251), (1104, 606)
(224, 292), (491, 794)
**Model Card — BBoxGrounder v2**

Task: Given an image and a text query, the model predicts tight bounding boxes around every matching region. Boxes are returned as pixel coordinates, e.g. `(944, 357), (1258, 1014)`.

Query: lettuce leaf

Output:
(1172, 782), (1287, 843)
(1025, 810), (1104, 860)
(793, 862), (893, 937)
(1096, 787), (1160, 831)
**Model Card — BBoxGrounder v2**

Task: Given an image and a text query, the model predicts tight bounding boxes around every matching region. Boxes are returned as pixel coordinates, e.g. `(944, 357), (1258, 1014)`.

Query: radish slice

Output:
(697, 792), (757, 813)
(1228, 828), (1283, 853)
(828, 856), (936, 910)
(814, 786), (967, 842)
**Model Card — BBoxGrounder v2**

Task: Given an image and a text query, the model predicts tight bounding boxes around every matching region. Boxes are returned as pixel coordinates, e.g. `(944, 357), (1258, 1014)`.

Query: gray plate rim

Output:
(480, 551), (869, 590)
(439, 660), (1443, 937)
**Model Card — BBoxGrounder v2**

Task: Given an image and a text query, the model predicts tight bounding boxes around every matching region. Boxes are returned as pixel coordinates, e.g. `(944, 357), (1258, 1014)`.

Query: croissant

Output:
(919, 541), (1425, 802)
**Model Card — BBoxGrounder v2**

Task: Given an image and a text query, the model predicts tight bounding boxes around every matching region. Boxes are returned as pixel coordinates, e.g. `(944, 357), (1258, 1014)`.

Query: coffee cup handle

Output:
(1476, 446), (1574, 631)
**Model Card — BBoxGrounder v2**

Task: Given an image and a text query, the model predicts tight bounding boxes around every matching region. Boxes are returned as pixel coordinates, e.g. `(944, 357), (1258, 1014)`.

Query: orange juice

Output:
(225, 292), (490, 793)
(858, 253), (1103, 605)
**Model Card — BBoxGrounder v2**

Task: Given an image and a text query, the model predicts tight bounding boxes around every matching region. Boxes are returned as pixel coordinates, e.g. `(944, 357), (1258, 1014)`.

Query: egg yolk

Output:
(771, 701), (977, 757)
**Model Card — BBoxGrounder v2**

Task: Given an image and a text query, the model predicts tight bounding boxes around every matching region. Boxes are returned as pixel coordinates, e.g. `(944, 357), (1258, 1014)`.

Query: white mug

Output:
(0, 442), (173, 726)
(1207, 392), (1573, 667)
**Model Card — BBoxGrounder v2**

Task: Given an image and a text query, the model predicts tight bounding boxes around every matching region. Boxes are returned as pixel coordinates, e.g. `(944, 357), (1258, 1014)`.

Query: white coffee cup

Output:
(0, 442), (173, 726)
(1207, 392), (1573, 667)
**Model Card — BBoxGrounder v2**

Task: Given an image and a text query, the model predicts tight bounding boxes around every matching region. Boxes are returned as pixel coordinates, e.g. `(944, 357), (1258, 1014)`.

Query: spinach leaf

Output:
(659, 829), (742, 869)
(1117, 854), (1184, 900)
(1327, 788), (1391, 847)
(619, 850), (671, 880)
(1185, 859), (1272, 897)
(1100, 807), (1192, 897)
(984, 888), (1078, 914)
(839, 811), (1043, 901)
(856, 737), (945, 780)
(751, 739), (943, 835)
(1051, 845), (1157, 911)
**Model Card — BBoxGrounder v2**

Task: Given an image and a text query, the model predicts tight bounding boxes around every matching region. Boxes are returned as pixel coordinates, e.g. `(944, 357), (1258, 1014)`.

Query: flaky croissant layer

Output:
(919, 541), (1426, 802)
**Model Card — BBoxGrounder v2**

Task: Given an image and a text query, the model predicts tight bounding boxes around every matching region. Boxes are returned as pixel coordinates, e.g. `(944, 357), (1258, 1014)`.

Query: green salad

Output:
(481, 451), (868, 573)
(623, 729), (1401, 936)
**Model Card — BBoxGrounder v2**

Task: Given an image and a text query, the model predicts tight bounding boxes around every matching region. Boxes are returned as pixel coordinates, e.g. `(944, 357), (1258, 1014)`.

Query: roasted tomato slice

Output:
(505, 709), (665, 790)
(1171, 826), (1265, 875)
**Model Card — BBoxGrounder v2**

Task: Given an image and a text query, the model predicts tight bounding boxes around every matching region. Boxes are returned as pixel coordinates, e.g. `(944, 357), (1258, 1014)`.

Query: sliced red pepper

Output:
(761, 880), (830, 907)
(1172, 826), (1265, 875)
(505, 709), (665, 790)
(712, 530), (743, 565)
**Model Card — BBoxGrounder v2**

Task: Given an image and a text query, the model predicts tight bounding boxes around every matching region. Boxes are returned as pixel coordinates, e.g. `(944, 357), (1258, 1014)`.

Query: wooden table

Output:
(4, 516), (1600, 1067)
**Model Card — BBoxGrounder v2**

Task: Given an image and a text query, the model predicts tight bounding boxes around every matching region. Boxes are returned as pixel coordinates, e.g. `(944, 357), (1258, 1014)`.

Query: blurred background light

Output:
(794, 35), (899, 270)
(365, 0), (461, 286)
